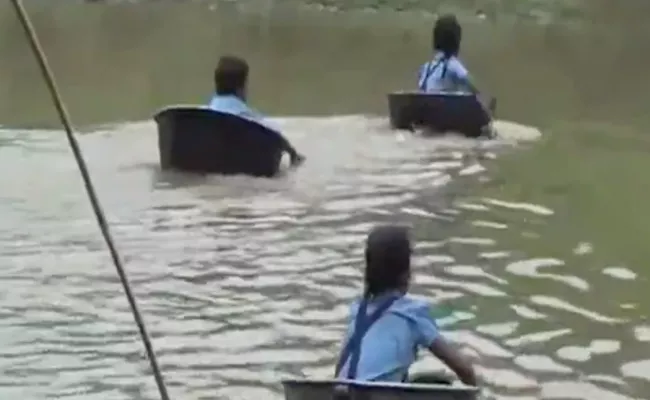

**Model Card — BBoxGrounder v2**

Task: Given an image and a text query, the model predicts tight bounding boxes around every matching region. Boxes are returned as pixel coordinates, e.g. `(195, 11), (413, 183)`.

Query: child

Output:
(417, 14), (480, 95)
(208, 55), (305, 167)
(334, 225), (477, 386)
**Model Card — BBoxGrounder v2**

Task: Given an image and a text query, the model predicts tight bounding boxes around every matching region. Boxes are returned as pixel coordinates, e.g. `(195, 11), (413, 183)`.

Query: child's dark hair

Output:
(364, 225), (412, 298)
(433, 14), (462, 57)
(214, 55), (249, 95)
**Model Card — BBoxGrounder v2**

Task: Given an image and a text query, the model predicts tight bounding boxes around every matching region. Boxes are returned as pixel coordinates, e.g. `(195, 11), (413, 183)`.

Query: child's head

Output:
(364, 225), (412, 297)
(432, 14), (462, 57)
(214, 55), (249, 98)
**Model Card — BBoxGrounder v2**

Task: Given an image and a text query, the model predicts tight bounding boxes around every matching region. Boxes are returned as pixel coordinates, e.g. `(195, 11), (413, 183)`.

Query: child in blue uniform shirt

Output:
(208, 56), (305, 167)
(418, 14), (480, 95)
(335, 225), (477, 386)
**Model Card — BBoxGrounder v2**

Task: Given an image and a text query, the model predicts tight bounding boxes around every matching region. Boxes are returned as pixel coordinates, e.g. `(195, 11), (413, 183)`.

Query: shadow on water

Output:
(0, 1), (649, 400)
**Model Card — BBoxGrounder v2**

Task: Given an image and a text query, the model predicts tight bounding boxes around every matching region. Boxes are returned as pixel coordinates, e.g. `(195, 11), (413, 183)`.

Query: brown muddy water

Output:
(0, 1), (649, 400)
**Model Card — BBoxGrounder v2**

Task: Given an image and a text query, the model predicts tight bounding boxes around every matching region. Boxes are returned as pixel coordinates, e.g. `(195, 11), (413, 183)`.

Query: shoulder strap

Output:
(418, 58), (445, 91)
(440, 57), (449, 80)
(334, 295), (399, 379)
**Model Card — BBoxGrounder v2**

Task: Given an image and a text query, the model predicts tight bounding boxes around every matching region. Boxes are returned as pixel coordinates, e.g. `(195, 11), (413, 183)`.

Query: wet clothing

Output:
(335, 291), (440, 382)
(417, 52), (471, 93)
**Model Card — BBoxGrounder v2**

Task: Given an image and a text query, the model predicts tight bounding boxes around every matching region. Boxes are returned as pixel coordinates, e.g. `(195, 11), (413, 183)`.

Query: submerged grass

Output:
(462, 117), (650, 319)
(479, 120), (650, 269)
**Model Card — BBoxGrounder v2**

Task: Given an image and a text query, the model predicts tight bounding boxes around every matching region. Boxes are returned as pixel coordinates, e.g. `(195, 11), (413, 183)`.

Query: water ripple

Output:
(0, 117), (647, 400)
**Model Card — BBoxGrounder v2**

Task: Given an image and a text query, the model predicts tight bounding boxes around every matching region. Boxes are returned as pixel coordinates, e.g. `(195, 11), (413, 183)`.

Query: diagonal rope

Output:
(9, 2), (171, 400)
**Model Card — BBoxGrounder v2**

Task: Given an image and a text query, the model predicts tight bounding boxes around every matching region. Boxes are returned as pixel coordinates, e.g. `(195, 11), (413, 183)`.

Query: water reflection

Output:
(449, 193), (649, 398)
(6, 116), (649, 400)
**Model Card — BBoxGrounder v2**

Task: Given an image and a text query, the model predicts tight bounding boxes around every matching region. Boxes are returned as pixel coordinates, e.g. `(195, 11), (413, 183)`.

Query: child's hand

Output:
(290, 153), (305, 167)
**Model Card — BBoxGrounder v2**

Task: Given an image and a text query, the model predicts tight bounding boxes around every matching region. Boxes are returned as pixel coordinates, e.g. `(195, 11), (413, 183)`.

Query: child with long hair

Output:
(418, 14), (480, 95)
(334, 225), (477, 385)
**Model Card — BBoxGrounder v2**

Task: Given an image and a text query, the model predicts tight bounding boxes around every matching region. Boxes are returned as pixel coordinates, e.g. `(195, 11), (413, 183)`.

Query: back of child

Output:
(418, 14), (473, 94)
(207, 55), (305, 167)
(334, 225), (477, 386)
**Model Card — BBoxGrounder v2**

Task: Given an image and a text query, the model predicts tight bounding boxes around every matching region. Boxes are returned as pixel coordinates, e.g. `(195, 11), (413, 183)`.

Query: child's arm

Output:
(417, 63), (428, 91)
(241, 106), (305, 166)
(449, 59), (497, 118)
(462, 79), (480, 95)
(449, 59), (479, 95)
(413, 302), (478, 386)
(428, 336), (477, 386)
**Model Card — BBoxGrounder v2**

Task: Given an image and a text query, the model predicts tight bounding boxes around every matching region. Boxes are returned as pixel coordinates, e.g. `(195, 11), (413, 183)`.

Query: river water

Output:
(1, 2), (649, 400)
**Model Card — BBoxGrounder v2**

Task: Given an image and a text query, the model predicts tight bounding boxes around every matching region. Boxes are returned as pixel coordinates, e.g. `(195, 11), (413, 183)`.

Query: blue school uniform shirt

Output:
(336, 293), (440, 382)
(207, 94), (278, 131)
(418, 52), (471, 93)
